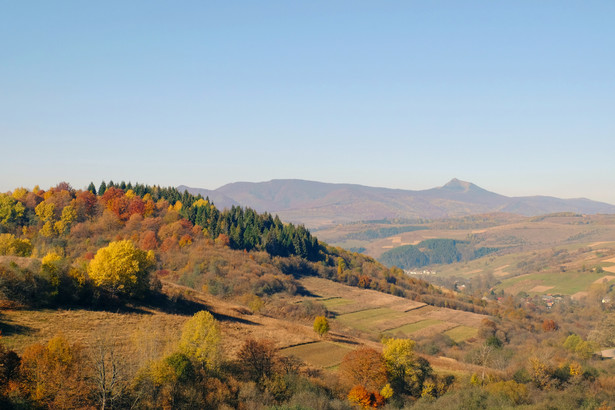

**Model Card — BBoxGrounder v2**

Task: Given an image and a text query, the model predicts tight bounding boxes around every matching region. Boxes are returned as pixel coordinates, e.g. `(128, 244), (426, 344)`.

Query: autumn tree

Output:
(178, 311), (221, 370)
(383, 338), (432, 397)
(347, 385), (385, 408)
(542, 319), (558, 332)
(0, 233), (32, 256)
(20, 334), (90, 408)
(313, 316), (330, 338)
(339, 347), (388, 392)
(237, 339), (278, 383)
(0, 193), (25, 231)
(88, 240), (155, 297)
(0, 337), (20, 400)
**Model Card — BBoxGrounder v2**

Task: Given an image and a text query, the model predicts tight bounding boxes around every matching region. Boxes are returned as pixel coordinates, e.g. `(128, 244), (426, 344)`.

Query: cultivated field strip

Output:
(300, 277), (484, 342)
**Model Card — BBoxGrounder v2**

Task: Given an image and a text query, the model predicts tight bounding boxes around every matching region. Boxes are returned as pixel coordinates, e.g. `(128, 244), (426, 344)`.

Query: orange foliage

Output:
(340, 347), (388, 392)
(179, 234), (193, 247)
(140, 230), (159, 250)
(358, 275), (372, 289)
(542, 319), (558, 332)
(128, 196), (145, 217)
(215, 234), (230, 247)
(20, 335), (89, 408)
(160, 237), (179, 252)
(347, 385), (385, 408)
(74, 190), (97, 220)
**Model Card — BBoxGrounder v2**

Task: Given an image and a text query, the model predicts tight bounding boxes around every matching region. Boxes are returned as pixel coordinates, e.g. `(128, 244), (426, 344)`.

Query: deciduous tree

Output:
(0, 194), (25, 230)
(88, 240), (155, 297)
(178, 311), (220, 370)
(313, 316), (330, 338)
(237, 339), (278, 383)
(339, 347), (387, 392)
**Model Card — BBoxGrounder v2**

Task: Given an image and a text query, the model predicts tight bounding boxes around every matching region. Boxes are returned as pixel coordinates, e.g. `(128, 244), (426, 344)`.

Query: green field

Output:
(335, 308), (407, 332)
(384, 319), (443, 337)
(280, 341), (354, 368)
(320, 297), (353, 310)
(495, 271), (615, 295)
(444, 325), (479, 343)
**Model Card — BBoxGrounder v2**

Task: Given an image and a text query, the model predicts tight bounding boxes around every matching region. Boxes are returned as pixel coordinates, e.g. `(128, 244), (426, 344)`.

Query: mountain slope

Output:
(180, 179), (615, 228)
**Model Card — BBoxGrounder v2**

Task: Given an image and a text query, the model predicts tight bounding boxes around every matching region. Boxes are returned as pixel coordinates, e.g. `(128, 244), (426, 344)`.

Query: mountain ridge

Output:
(178, 179), (615, 228)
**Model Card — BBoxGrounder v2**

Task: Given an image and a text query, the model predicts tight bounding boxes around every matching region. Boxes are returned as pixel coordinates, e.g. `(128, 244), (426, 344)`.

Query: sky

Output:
(1, 1), (614, 204)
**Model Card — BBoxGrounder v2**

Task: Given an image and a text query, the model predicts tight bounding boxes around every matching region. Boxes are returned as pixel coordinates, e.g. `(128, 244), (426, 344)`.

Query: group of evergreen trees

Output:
(90, 181), (322, 262)
(379, 239), (498, 270)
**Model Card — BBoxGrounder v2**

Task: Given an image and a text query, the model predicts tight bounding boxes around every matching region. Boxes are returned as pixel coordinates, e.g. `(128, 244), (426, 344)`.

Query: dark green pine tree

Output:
(87, 182), (97, 195)
(98, 181), (107, 195)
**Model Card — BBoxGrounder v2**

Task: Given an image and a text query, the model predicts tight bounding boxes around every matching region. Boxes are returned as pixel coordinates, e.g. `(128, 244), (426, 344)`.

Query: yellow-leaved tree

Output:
(383, 337), (432, 397)
(178, 311), (221, 370)
(88, 240), (154, 297)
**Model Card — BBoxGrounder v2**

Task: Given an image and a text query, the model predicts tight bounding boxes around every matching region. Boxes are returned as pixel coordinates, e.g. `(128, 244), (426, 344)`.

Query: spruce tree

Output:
(87, 182), (97, 195)
(98, 181), (107, 195)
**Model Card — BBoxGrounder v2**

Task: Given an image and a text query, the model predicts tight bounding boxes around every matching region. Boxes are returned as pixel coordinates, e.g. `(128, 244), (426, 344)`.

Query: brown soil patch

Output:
(571, 291), (589, 300)
(590, 242), (611, 247)
(494, 264), (510, 277)
(593, 275), (615, 284)
(530, 285), (554, 292)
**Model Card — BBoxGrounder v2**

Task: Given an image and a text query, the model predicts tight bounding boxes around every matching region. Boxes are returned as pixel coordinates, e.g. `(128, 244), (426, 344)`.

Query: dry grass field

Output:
(280, 341), (355, 369)
(0, 282), (323, 362)
(0, 277), (486, 380)
(298, 277), (484, 342)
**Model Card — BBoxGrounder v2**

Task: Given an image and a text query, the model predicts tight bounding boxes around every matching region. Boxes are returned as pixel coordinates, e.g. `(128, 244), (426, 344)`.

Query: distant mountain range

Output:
(178, 179), (615, 229)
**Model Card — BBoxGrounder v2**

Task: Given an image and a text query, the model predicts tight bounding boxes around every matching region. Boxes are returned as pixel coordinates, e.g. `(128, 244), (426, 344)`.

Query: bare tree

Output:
(91, 332), (127, 410)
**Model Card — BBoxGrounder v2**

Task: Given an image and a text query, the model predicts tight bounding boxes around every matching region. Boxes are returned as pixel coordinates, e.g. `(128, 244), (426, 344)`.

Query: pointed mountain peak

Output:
(443, 178), (474, 192)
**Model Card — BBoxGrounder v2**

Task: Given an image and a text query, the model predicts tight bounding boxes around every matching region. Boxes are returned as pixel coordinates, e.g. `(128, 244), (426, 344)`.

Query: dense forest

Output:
(1, 182), (615, 409)
(379, 239), (498, 270)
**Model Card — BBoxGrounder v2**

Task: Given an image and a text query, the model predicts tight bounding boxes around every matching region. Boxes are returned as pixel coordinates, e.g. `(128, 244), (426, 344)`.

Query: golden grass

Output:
(280, 341), (354, 368)
(530, 285), (554, 292)
(0, 308), (186, 356)
(444, 325), (479, 343)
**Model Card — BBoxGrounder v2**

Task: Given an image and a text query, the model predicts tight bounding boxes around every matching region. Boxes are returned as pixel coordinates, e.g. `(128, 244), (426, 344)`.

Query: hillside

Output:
(179, 179), (615, 229)
(2, 182), (615, 408)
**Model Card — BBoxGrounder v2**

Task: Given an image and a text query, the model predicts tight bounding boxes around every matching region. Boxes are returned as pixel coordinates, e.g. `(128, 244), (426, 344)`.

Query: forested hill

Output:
(179, 179), (615, 228)
(0, 181), (489, 314)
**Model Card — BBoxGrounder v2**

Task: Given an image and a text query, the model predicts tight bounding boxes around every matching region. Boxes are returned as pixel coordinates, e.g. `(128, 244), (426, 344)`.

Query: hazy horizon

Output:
(2, 2), (613, 204)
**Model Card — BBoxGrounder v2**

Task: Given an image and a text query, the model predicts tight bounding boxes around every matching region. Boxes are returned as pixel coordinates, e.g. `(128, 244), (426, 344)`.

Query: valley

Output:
(1, 181), (615, 408)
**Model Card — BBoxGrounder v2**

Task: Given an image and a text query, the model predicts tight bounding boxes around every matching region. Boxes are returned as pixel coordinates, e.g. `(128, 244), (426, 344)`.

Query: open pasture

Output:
(444, 325), (479, 343)
(496, 271), (615, 296)
(300, 277), (484, 342)
(280, 341), (355, 369)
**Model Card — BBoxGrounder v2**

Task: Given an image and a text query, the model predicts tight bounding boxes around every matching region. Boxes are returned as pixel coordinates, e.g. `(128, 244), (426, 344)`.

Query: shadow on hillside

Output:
(328, 335), (359, 346)
(295, 284), (319, 298)
(0, 318), (34, 337)
(210, 311), (261, 326)
(137, 292), (261, 326)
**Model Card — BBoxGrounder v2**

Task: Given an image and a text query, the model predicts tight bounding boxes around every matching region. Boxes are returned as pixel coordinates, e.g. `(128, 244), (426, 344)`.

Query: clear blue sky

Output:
(2, 1), (614, 204)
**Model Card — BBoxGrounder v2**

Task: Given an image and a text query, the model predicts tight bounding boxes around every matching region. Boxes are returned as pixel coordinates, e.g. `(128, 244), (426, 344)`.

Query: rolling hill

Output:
(179, 179), (615, 229)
